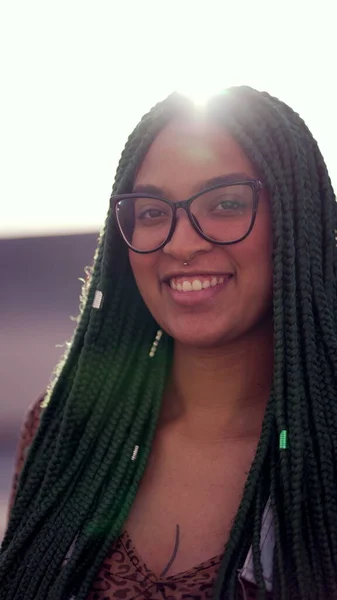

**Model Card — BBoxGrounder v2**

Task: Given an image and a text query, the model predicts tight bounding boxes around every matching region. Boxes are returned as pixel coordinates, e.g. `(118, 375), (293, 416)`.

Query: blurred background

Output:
(1, 0), (336, 537)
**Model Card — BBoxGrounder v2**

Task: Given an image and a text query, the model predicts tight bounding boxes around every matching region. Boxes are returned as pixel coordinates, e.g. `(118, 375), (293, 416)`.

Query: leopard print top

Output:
(85, 530), (222, 600)
(9, 398), (267, 600)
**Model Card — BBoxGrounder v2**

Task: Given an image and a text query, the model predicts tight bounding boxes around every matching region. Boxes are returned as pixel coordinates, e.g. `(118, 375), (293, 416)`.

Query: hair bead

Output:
(92, 290), (103, 309)
(279, 429), (288, 450)
(131, 445), (139, 461)
(149, 329), (163, 357)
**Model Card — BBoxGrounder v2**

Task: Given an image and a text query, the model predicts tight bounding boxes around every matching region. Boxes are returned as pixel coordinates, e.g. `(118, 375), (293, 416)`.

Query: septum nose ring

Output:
(183, 261), (188, 266)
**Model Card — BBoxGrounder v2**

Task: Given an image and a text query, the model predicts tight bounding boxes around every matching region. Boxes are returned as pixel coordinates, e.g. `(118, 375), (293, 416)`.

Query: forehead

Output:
(133, 116), (257, 195)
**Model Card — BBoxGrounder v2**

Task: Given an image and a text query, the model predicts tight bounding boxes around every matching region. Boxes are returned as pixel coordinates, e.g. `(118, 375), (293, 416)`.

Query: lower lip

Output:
(164, 278), (233, 306)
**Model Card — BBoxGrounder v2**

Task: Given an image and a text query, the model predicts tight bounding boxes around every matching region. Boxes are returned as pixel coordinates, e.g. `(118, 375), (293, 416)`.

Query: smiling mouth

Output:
(168, 274), (234, 293)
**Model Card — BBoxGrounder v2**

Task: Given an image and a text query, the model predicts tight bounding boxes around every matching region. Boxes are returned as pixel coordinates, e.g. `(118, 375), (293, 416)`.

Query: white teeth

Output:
(192, 279), (203, 291)
(169, 276), (231, 293)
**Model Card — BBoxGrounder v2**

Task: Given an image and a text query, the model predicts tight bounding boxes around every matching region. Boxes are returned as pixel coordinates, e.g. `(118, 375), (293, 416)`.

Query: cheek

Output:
(129, 252), (159, 302)
(246, 208), (273, 272)
(233, 222), (273, 295)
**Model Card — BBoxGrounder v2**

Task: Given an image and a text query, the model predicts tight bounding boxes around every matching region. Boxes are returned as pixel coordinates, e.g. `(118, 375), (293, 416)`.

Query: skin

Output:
(125, 115), (274, 576)
(130, 116), (273, 349)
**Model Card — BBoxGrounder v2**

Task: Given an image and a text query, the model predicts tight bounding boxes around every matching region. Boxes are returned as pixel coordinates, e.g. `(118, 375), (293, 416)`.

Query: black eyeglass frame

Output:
(110, 179), (264, 254)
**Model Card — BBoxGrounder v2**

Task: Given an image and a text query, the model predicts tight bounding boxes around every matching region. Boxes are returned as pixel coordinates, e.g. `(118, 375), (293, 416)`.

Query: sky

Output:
(1, 0), (336, 238)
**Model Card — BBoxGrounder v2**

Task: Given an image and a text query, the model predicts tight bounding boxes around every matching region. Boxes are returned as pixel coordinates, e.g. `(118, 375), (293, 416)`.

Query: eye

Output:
(134, 200), (172, 224)
(218, 200), (241, 209)
(138, 208), (167, 219)
(214, 197), (246, 214)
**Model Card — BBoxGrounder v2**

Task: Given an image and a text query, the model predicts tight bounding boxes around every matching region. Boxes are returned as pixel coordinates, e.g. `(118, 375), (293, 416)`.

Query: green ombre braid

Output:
(1, 87), (337, 600)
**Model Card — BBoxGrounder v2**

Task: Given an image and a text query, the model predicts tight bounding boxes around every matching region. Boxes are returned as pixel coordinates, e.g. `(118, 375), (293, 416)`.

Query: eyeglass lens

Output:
(116, 184), (254, 252)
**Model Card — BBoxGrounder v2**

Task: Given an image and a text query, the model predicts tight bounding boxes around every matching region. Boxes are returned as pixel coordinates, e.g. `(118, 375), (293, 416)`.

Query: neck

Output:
(161, 319), (273, 442)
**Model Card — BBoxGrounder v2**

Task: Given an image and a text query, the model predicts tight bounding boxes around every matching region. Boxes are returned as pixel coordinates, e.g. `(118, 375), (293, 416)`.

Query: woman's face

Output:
(129, 117), (273, 348)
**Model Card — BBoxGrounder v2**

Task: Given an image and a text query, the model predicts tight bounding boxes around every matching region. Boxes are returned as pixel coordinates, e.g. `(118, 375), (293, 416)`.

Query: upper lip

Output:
(161, 271), (234, 283)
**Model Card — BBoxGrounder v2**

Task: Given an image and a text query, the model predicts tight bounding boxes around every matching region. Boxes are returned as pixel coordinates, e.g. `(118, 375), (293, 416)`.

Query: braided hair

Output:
(1, 87), (337, 600)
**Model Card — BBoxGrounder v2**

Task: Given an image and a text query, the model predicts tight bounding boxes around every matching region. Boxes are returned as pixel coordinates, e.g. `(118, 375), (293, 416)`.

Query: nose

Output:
(162, 208), (213, 262)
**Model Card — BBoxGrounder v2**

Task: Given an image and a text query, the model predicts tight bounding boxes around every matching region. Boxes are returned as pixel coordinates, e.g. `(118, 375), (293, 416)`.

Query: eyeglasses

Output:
(110, 179), (263, 254)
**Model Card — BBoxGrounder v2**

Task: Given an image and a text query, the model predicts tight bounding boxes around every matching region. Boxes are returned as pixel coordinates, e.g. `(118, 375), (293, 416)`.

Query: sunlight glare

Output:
(174, 66), (230, 107)
(176, 86), (219, 106)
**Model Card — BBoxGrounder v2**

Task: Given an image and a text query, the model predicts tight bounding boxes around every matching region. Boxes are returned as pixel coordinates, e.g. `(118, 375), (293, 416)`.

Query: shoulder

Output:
(8, 395), (45, 512)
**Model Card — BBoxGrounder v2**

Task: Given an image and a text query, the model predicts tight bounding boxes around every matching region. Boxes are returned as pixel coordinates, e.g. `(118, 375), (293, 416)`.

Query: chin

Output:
(163, 309), (272, 349)
(166, 322), (237, 349)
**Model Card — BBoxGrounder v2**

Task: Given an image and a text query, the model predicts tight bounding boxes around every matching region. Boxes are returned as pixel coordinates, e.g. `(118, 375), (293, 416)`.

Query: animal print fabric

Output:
(9, 398), (265, 599)
(86, 530), (222, 600)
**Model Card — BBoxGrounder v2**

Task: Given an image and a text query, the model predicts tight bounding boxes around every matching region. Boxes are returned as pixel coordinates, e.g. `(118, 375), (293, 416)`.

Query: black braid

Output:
(1, 86), (336, 599)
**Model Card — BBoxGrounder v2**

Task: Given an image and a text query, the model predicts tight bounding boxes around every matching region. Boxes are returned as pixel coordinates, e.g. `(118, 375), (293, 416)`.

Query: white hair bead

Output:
(149, 329), (163, 357)
(92, 290), (103, 309)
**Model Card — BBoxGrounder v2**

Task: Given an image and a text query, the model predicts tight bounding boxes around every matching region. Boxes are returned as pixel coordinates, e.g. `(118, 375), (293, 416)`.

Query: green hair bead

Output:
(279, 429), (288, 450)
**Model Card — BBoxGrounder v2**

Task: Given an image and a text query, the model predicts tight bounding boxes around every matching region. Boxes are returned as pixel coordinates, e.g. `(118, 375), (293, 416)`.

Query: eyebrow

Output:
(132, 172), (254, 197)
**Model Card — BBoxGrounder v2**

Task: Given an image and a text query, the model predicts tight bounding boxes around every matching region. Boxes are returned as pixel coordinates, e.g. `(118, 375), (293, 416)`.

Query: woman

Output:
(1, 87), (337, 600)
